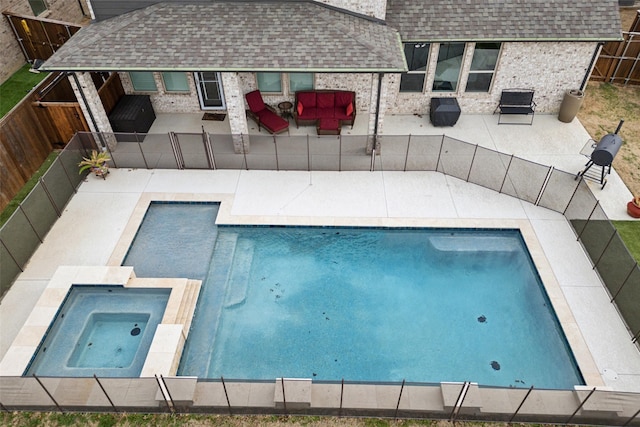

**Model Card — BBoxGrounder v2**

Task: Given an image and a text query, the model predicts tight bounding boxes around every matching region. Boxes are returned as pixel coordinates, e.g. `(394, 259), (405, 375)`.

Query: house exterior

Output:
(1, 0), (90, 83)
(40, 0), (622, 151)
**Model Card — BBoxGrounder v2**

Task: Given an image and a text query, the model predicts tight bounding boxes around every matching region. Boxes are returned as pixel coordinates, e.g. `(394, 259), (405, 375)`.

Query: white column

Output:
(367, 73), (387, 153)
(69, 71), (113, 134)
(221, 72), (249, 153)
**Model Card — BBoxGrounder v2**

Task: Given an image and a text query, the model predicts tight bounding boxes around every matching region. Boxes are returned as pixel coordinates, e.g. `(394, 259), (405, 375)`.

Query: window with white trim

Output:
(465, 43), (501, 92)
(129, 72), (157, 92)
(162, 72), (190, 92)
(400, 42), (430, 92)
(289, 73), (314, 92)
(257, 72), (282, 93)
(433, 42), (465, 92)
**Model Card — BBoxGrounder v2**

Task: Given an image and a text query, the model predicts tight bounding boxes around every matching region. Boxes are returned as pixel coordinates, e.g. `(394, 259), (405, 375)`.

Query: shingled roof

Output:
(385, 0), (622, 42)
(41, 1), (406, 72)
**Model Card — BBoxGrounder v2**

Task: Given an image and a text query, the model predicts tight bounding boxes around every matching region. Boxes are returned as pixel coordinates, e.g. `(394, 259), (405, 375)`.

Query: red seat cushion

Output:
(317, 108), (335, 119)
(245, 90), (266, 113)
(317, 92), (335, 109)
(334, 91), (353, 107)
(297, 107), (317, 120)
(257, 109), (288, 133)
(334, 109), (352, 121)
(297, 92), (317, 108)
(318, 118), (339, 130)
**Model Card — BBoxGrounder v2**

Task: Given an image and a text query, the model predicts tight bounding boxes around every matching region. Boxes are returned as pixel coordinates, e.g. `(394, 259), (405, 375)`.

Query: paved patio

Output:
(148, 112), (635, 220)
(1, 113), (638, 392)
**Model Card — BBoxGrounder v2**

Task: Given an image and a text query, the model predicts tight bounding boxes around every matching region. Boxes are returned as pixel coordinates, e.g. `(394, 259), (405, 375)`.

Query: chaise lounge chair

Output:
(245, 90), (289, 134)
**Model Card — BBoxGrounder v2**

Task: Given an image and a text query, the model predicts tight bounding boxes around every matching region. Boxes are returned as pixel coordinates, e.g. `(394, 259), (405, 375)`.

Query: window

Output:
(162, 72), (190, 92)
(400, 42), (429, 92)
(129, 72), (157, 92)
(466, 43), (501, 92)
(257, 72), (282, 93)
(28, 0), (48, 16)
(432, 43), (465, 92)
(289, 73), (314, 92)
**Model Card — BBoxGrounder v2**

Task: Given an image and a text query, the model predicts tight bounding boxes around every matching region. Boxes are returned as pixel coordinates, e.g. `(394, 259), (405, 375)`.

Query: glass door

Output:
(194, 72), (225, 110)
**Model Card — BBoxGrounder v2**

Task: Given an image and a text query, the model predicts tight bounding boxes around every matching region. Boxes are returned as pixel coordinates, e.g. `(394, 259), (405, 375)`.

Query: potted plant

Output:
(627, 196), (640, 218)
(78, 150), (110, 179)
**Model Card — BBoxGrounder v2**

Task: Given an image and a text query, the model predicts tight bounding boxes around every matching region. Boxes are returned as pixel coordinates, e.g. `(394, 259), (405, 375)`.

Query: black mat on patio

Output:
(202, 113), (226, 121)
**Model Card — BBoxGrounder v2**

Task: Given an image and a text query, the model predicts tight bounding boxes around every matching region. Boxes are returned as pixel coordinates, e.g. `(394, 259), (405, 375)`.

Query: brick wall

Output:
(1, 0), (90, 83)
(385, 41), (596, 115)
(110, 41), (595, 142)
(119, 72), (203, 114)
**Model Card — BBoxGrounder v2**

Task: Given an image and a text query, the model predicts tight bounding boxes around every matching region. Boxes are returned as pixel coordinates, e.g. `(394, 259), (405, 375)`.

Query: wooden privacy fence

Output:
(591, 10), (640, 85)
(0, 72), (125, 210)
(0, 73), (82, 210)
(2, 12), (82, 64)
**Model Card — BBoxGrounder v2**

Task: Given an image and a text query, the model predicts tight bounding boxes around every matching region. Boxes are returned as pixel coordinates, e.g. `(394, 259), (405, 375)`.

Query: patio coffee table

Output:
(316, 118), (341, 135)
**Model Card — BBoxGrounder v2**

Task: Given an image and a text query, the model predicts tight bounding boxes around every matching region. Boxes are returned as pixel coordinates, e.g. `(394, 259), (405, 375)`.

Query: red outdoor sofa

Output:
(245, 90), (289, 134)
(294, 90), (356, 135)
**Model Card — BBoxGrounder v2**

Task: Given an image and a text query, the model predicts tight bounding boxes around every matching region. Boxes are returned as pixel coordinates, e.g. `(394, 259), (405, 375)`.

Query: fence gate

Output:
(3, 12), (82, 63)
(591, 10), (640, 85)
(33, 102), (89, 145)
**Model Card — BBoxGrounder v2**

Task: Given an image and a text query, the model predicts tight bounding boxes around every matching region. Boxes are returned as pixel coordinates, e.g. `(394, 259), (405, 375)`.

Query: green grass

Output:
(0, 151), (58, 227)
(0, 412), (576, 427)
(0, 63), (50, 118)
(613, 221), (640, 263)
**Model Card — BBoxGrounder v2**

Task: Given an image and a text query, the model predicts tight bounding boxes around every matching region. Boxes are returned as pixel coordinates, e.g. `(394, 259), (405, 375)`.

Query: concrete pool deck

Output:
(0, 113), (639, 392)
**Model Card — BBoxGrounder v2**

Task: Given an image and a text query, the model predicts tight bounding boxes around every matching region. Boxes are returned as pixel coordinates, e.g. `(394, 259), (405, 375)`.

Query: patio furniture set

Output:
(245, 89), (356, 135)
(246, 88), (537, 134)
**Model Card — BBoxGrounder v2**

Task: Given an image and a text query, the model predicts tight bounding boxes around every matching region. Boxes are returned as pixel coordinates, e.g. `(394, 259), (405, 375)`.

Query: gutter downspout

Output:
(581, 42), (604, 91)
(373, 72), (383, 152)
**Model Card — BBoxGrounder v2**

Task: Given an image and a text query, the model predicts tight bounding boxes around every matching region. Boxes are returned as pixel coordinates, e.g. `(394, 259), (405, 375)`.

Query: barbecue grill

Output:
(575, 120), (624, 189)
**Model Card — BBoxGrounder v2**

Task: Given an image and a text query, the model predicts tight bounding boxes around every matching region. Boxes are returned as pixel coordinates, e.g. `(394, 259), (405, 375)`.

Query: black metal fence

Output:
(0, 137), (86, 295)
(1, 375), (639, 425)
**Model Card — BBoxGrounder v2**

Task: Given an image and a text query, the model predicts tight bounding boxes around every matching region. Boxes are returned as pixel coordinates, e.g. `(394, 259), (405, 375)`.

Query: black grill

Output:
(576, 120), (624, 189)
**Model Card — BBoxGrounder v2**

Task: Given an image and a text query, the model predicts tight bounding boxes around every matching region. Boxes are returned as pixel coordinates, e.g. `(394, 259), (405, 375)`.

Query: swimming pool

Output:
(26, 286), (170, 377)
(123, 202), (584, 389)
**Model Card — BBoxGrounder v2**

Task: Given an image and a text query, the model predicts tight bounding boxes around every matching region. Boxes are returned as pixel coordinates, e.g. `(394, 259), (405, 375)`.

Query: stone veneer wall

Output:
(114, 41), (596, 140)
(69, 71), (112, 134)
(221, 72), (248, 152)
(385, 41), (597, 115)
(1, 0), (90, 84)
(314, 0), (387, 19)
(118, 72), (202, 113)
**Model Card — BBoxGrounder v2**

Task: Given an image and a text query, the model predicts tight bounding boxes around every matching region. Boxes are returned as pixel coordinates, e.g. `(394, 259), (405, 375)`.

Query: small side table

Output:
(430, 97), (461, 127)
(278, 101), (293, 121)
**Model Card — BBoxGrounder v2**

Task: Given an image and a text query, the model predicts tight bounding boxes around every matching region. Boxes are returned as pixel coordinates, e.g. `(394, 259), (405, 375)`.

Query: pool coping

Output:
(0, 266), (201, 378)
(105, 193), (604, 388)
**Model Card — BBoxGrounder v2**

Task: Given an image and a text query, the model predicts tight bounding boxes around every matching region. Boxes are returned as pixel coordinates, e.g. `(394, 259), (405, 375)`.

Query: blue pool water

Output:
(123, 202), (584, 389)
(26, 286), (170, 377)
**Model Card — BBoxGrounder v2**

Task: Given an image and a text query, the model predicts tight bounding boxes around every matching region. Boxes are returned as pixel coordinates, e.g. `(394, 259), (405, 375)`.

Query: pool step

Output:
(429, 235), (520, 253)
(224, 238), (255, 308)
(176, 280), (202, 337)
